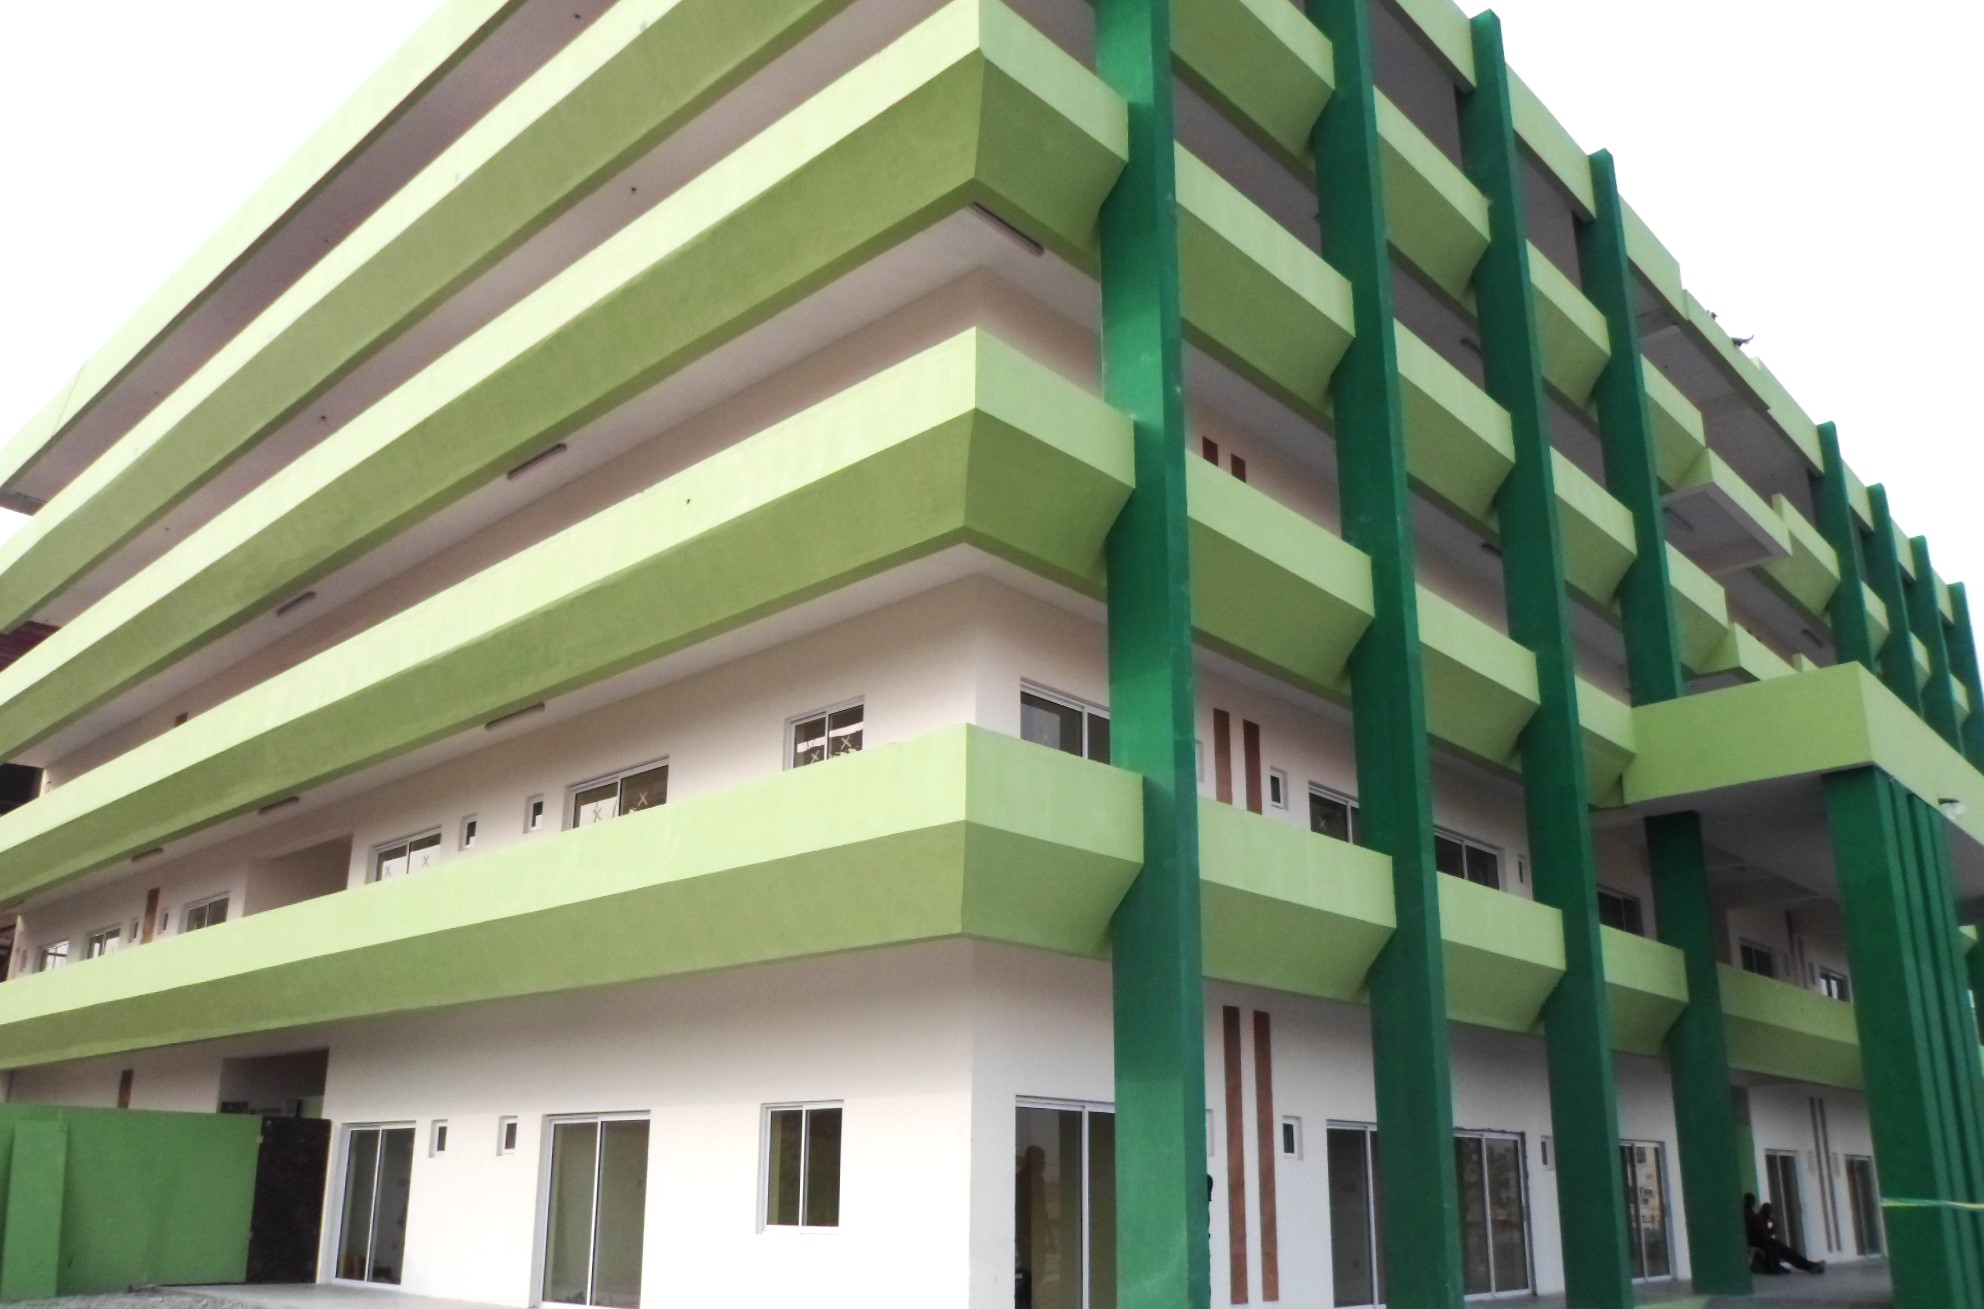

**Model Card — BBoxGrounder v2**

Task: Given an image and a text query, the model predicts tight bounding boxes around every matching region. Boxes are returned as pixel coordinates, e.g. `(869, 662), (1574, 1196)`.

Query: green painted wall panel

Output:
(0, 1108), (257, 1298)
(1173, 0), (1333, 163)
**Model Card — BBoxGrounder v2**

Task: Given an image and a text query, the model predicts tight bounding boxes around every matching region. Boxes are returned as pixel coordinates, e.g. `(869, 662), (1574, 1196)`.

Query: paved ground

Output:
(9, 1265), (1891, 1309)
(1533, 1259), (1892, 1307)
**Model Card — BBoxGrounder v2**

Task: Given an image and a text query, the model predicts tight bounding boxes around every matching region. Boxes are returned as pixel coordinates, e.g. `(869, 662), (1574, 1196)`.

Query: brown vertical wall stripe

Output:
(1253, 1009), (1280, 1300)
(1223, 1004), (1250, 1302)
(1214, 709), (1234, 804)
(140, 887), (160, 944)
(1242, 719), (1264, 814)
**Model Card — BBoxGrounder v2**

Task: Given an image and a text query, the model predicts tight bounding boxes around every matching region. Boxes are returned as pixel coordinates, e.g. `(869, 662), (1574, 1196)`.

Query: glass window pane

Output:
(1088, 1112), (1117, 1309)
(337, 1130), (380, 1282)
(1636, 1146), (1670, 1279)
(369, 1128), (415, 1285)
(1455, 1135), (1491, 1294)
(827, 706), (863, 756)
(593, 1120), (650, 1309)
(407, 832), (442, 872)
(1016, 1106), (1085, 1309)
(792, 717), (827, 768)
(1464, 845), (1501, 889)
(1485, 1136), (1529, 1291)
(766, 1110), (804, 1226)
(546, 1121), (600, 1304)
(573, 781), (620, 827)
(1326, 1128), (1375, 1307)
(1435, 835), (1466, 878)
(1310, 794), (1352, 843)
(1022, 693), (1084, 755)
(1086, 713), (1110, 765)
(803, 1107), (842, 1228)
(619, 765), (669, 816)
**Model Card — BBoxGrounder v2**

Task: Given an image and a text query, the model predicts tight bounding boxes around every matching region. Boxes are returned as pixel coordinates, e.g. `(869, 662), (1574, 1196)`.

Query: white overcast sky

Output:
(1, 1), (1980, 588)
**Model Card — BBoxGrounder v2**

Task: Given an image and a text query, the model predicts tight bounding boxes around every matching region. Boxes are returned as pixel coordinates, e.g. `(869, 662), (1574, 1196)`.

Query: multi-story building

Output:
(0, 0), (1977, 1306)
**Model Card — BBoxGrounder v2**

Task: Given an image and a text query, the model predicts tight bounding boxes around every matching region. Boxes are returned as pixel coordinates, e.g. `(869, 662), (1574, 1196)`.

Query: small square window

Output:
(84, 925), (122, 959)
(461, 816), (478, 850)
(431, 1121), (449, 1156)
(1280, 1116), (1302, 1159)
(38, 941), (71, 972)
(1819, 968), (1851, 1002)
(790, 702), (863, 769)
(763, 1103), (842, 1228)
(1267, 768), (1288, 810)
(526, 797), (545, 833)
(498, 1117), (519, 1155)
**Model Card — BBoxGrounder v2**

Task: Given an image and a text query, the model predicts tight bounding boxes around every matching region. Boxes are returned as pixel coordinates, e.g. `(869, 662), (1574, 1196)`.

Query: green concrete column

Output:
(1458, 17), (1631, 1308)
(1304, 1), (1464, 1304)
(1864, 487), (1924, 714)
(1575, 150), (1750, 1295)
(1812, 423), (1878, 672)
(1093, 4), (1212, 1308)
(1907, 536), (1964, 747)
(1825, 767), (1984, 1308)
(1948, 583), (1984, 768)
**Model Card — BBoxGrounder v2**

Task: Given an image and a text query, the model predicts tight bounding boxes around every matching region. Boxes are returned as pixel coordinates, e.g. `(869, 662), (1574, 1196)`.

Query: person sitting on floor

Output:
(1746, 1196), (1826, 1275)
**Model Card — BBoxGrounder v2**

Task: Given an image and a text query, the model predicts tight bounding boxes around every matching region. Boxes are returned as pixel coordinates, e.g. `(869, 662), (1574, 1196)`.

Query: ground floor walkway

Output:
(6, 1268), (1895, 1309)
(1533, 1259), (1892, 1306)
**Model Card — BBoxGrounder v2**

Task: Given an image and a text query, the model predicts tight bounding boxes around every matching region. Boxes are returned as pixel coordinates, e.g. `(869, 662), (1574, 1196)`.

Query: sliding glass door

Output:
(1326, 1124), (1531, 1303)
(1620, 1142), (1673, 1280)
(1015, 1101), (1116, 1309)
(543, 1116), (650, 1308)
(1845, 1156), (1883, 1256)
(1765, 1150), (1808, 1257)
(336, 1125), (415, 1284)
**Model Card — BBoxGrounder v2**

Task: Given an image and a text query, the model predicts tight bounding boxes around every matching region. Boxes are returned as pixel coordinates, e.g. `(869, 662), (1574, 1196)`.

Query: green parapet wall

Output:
(0, 1106), (260, 1299)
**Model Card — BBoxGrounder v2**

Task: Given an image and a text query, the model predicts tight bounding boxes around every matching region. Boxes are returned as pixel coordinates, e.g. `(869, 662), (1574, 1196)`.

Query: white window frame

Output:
(38, 939), (71, 972)
(1435, 827), (1503, 889)
(759, 1100), (845, 1231)
(1280, 1115), (1303, 1160)
(1818, 967), (1851, 1001)
(330, 1121), (418, 1288)
(430, 1120), (449, 1157)
(180, 893), (231, 934)
(1307, 783), (1361, 843)
(460, 815), (478, 851)
(525, 796), (546, 834)
(1015, 1096), (1117, 1308)
(1596, 886), (1645, 936)
(1619, 1138), (1676, 1282)
(499, 1116), (520, 1155)
(565, 758), (670, 830)
(534, 1112), (652, 1309)
(1019, 681), (1110, 762)
(787, 700), (864, 770)
(1267, 767), (1289, 810)
(369, 828), (443, 884)
(1740, 939), (1778, 979)
(83, 924), (122, 959)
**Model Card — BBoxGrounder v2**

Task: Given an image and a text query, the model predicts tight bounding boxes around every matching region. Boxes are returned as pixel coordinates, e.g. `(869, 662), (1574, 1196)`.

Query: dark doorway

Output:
(246, 1115), (332, 1283)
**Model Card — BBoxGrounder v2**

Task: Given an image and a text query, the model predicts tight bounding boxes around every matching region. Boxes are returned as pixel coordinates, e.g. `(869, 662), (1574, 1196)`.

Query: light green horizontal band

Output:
(0, 0), (865, 635)
(0, 0), (1129, 766)
(0, 725), (1856, 1083)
